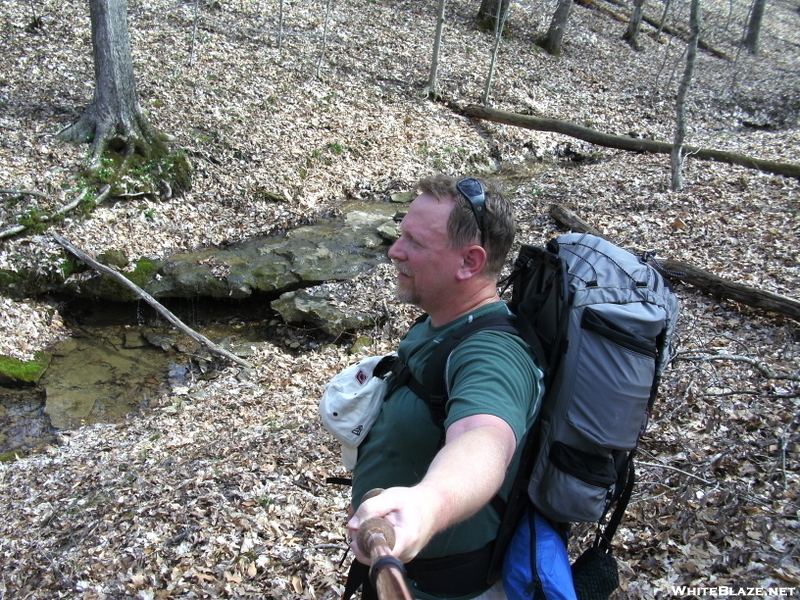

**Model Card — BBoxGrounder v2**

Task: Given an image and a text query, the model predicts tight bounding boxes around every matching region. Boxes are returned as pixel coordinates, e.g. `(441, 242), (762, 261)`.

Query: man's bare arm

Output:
(347, 413), (516, 564)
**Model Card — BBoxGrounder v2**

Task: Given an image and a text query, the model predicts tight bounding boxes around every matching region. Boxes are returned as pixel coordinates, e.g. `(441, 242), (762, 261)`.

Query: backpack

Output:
(384, 232), (680, 599)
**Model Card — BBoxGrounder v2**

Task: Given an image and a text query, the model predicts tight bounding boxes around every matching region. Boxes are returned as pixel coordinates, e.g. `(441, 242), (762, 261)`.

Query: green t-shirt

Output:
(352, 302), (544, 594)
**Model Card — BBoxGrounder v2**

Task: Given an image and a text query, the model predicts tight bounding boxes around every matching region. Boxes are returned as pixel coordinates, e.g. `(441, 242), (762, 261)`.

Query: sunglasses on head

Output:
(456, 177), (486, 246)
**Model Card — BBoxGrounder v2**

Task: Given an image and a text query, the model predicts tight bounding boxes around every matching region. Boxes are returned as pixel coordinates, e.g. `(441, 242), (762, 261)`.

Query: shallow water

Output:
(0, 297), (273, 455)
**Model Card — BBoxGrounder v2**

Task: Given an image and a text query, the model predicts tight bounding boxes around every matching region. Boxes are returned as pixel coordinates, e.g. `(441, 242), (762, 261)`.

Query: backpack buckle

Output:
(376, 355), (412, 387)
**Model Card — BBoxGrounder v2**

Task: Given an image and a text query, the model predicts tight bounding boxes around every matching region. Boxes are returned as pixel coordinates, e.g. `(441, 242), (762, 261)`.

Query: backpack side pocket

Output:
(566, 306), (658, 450)
(530, 439), (617, 523)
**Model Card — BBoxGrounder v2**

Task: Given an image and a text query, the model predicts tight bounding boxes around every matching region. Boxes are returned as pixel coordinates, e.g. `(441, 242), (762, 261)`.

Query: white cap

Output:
(320, 355), (391, 469)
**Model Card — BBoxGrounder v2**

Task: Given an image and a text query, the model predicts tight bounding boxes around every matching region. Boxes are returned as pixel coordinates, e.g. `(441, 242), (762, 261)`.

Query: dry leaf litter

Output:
(0, 0), (798, 597)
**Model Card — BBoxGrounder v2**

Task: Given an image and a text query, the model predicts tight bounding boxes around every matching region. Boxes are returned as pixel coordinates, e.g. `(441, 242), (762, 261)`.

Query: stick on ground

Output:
(52, 232), (253, 369)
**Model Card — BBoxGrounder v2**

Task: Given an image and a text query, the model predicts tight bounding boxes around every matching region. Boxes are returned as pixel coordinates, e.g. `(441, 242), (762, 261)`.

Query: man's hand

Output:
(348, 486), (441, 564)
(347, 414), (516, 564)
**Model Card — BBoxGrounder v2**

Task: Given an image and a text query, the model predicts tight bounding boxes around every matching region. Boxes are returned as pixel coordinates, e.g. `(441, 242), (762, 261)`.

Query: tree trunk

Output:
(654, 0), (671, 41)
(277, 0), (285, 51)
(622, 0), (647, 49)
(57, 0), (166, 173)
(482, 0), (511, 104)
(743, 0), (767, 54)
(539, 0), (573, 55)
(476, 0), (511, 32)
(315, 0), (334, 79)
(601, 0), (728, 58)
(671, 0), (700, 191)
(426, 0), (448, 99)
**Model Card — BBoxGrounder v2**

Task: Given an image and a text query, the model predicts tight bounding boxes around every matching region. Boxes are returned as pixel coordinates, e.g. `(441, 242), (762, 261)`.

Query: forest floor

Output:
(0, 0), (799, 597)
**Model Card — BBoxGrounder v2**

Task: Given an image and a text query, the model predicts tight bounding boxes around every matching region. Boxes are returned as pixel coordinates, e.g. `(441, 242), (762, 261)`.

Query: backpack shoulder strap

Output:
(420, 312), (518, 428)
(382, 311), (519, 429)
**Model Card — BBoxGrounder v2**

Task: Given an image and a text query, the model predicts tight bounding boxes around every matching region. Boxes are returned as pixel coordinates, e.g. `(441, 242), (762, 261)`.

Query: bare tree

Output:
(25, 0), (44, 31)
(538, 0), (573, 56)
(58, 0), (170, 176)
(654, 0), (673, 42)
(623, 0), (647, 50)
(671, 0), (700, 191)
(425, 0), (447, 99)
(189, 0), (200, 66)
(482, 0), (511, 104)
(278, 0), (285, 51)
(743, 0), (767, 54)
(316, 0), (334, 79)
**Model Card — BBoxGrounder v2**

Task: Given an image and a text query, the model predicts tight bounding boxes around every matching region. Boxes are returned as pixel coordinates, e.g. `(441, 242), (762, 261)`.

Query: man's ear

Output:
(455, 245), (487, 280)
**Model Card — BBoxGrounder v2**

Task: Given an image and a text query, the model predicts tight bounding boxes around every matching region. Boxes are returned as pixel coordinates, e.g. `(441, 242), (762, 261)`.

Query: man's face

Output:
(387, 192), (464, 311)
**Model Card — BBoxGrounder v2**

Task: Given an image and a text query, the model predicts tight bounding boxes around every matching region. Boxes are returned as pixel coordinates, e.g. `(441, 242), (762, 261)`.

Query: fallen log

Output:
(574, 0), (628, 23)
(597, 0), (729, 59)
(548, 204), (800, 321)
(52, 233), (254, 369)
(461, 105), (800, 180)
(549, 204), (608, 239)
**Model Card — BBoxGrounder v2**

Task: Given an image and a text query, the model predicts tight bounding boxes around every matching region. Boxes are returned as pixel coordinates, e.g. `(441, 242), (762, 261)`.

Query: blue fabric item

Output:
(503, 507), (577, 600)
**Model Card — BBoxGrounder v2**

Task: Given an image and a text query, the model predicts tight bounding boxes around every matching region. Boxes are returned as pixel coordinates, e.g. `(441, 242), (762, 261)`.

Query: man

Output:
(345, 175), (544, 600)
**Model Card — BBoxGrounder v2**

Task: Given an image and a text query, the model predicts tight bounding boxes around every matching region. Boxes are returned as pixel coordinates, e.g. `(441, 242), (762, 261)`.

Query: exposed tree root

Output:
(57, 100), (190, 200)
(0, 108), (196, 241)
(0, 187), (109, 240)
(57, 105), (165, 176)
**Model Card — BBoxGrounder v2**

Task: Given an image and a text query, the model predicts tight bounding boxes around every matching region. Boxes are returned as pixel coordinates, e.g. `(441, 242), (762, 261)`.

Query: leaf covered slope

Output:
(0, 0), (798, 597)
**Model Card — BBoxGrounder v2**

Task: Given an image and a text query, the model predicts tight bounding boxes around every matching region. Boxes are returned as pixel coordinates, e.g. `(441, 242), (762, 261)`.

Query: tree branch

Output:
(0, 189), (50, 198)
(0, 225), (27, 239)
(637, 461), (714, 485)
(51, 233), (253, 369)
(675, 350), (800, 381)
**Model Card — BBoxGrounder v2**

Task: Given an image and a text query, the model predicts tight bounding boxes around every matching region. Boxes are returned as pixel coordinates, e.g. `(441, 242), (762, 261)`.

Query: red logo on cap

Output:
(356, 369), (369, 385)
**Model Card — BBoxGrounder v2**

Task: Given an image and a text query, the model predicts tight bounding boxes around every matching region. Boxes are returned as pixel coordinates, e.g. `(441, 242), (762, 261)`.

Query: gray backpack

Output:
(514, 233), (680, 525)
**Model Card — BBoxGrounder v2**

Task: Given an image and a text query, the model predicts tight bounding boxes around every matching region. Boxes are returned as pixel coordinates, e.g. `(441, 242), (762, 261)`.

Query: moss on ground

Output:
(0, 352), (52, 384)
(0, 450), (25, 463)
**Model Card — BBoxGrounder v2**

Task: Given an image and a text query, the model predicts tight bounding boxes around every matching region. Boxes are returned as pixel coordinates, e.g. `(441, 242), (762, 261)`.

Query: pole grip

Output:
(355, 490), (414, 600)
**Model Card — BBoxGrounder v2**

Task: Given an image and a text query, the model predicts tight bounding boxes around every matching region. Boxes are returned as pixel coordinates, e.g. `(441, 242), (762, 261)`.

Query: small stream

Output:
(0, 198), (412, 458)
(0, 296), (278, 457)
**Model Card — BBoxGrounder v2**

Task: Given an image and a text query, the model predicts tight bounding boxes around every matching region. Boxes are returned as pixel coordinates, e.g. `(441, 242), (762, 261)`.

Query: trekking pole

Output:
(356, 489), (414, 600)
(356, 517), (414, 600)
